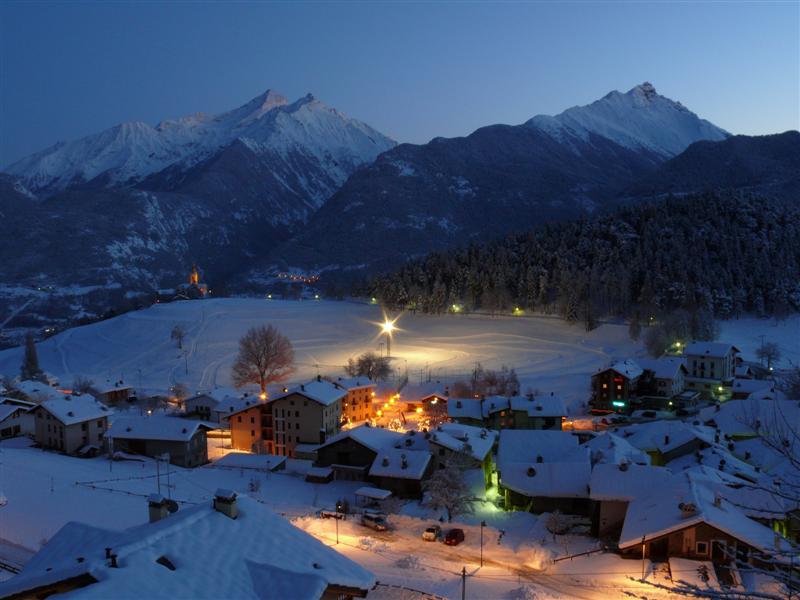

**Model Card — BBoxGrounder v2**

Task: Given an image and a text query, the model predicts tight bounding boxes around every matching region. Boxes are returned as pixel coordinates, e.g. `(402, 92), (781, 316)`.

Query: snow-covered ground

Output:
(0, 437), (691, 599)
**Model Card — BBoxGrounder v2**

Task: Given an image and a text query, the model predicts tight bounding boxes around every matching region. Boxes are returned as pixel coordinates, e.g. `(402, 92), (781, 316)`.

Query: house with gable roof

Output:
(683, 342), (740, 398)
(428, 422), (497, 488)
(590, 359), (644, 413)
(106, 415), (214, 467)
(32, 393), (110, 455)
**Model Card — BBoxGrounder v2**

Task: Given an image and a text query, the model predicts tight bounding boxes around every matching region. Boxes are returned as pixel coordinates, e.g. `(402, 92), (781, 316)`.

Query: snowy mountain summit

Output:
(527, 82), (729, 157)
(5, 89), (395, 195)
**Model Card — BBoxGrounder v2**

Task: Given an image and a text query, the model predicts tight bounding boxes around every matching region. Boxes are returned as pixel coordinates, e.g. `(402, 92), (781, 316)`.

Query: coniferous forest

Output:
(367, 193), (800, 326)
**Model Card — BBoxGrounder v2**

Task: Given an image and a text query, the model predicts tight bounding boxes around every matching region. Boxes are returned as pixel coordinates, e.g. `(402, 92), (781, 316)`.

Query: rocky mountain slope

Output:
(265, 83), (730, 278)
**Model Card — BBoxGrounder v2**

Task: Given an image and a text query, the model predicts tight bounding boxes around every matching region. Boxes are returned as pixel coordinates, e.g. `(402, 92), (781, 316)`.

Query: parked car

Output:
(422, 525), (441, 541)
(361, 511), (388, 532)
(444, 528), (465, 546)
(318, 509), (345, 520)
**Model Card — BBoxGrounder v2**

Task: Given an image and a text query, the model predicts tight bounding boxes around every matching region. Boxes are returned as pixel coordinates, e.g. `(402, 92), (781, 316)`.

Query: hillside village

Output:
(0, 322), (797, 600)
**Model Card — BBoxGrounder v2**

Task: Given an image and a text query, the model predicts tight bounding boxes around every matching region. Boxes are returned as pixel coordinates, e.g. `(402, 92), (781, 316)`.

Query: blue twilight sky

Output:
(1, 1), (798, 165)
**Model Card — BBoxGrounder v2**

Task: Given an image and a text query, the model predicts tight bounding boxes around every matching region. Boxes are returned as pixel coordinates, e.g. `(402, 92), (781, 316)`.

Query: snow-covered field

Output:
(1, 298), (795, 413)
(0, 299), (640, 412)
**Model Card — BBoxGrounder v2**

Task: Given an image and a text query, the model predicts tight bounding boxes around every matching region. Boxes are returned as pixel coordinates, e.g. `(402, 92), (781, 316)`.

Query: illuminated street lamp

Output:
(380, 317), (397, 356)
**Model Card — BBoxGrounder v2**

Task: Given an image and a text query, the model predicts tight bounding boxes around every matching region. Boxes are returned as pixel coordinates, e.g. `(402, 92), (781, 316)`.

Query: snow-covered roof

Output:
(447, 397), (484, 421)
(582, 432), (651, 467)
(734, 365), (754, 378)
(274, 379), (347, 407)
(0, 494), (375, 599)
(618, 420), (715, 454)
(668, 442), (761, 482)
(731, 378), (775, 395)
(618, 473), (794, 558)
(107, 416), (214, 442)
(429, 423), (496, 462)
(317, 424), (403, 453)
(13, 379), (62, 401)
(400, 381), (449, 402)
(687, 466), (789, 520)
(497, 430), (580, 473)
(501, 461), (591, 499)
(589, 463), (675, 501)
(0, 403), (28, 423)
(329, 376), (376, 391)
(637, 357), (687, 379)
(36, 394), (110, 426)
(603, 359), (643, 380)
(698, 397), (799, 438)
(683, 342), (740, 358)
(354, 486), (392, 500)
(211, 452), (286, 472)
(508, 393), (566, 418)
(215, 396), (265, 417)
(369, 448), (430, 480)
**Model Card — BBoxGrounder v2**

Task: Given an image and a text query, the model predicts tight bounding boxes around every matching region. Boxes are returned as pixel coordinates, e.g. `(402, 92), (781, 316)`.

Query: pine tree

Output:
(20, 333), (43, 382)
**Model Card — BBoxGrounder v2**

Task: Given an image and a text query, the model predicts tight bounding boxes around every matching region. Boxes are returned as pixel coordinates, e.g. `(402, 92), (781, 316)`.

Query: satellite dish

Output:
(166, 499), (179, 514)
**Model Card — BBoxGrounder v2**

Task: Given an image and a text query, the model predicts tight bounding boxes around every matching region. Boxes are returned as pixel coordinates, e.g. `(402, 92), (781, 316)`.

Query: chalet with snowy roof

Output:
(106, 415), (214, 467)
(270, 377), (347, 457)
(12, 379), (62, 403)
(699, 397), (800, 440)
(618, 472), (794, 569)
(581, 432), (651, 467)
(399, 380), (450, 415)
(32, 394), (110, 455)
(590, 359), (643, 413)
(496, 430), (591, 513)
(447, 393), (565, 430)
(328, 376), (376, 424)
(683, 342), (740, 397)
(0, 490), (374, 600)
(314, 425), (433, 497)
(428, 422), (496, 488)
(447, 397), (488, 426)
(0, 397), (34, 439)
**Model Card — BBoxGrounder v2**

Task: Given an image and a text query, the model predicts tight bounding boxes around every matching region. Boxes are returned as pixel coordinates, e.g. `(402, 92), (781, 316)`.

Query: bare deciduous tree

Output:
(345, 352), (392, 381)
(756, 341), (781, 370)
(171, 325), (186, 350)
(72, 375), (96, 395)
(232, 325), (295, 393)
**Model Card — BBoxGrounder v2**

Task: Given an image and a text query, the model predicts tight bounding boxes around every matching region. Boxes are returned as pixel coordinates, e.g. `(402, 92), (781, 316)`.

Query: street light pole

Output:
(480, 520), (486, 567)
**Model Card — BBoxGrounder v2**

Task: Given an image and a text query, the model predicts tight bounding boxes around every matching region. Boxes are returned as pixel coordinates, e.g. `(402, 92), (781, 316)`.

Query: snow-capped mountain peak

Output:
(4, 89), (395, 194)
(527, 82), (729, 157)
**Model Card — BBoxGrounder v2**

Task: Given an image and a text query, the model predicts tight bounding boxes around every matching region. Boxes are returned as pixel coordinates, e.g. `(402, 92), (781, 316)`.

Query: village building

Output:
(617, 472), (794, 572)
(730, 378), (775, 400)
(589, 463), (675, 539)
(617, 421), (715, 466)
(0, 491), (374, 600)
(314, 425), (433, 498)
(106, 415), (213, 467)
(32, 394), (110, 455)
(635, 357), (688, 398)
(94, 381), (133, 404)
(682, 342), (740, 398)
(0, 397), (35, 439)
(270, 378), (347, 457)
(496, 430), (590, 513)
(590, 359), (644, 413)
(224, 397), (271, 453)
(427, 422), (496, 488)
(184, 387), (245, 422)
(447, 393), (566, 430)
(329, 376), (377, 424)
(399, 380), (450, 415)
(580, 432), (651, 467)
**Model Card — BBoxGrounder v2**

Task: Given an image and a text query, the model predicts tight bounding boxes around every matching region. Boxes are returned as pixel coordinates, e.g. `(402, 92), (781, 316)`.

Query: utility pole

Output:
(641, 536), (646, 580)
(480, 520), (486, 567)
(156, 459), (161, 495)
(461, 566), (466, 600)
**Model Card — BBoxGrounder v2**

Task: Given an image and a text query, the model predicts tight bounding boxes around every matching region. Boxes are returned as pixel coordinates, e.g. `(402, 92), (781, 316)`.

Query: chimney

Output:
(213, 489), (238, 519)
(664, 435), (670, 446)
(148, 493), (169, 523)
(105, 547), (112, 559)
(317, 374), (321, 382)
(301, 384), (305, 391)
(679, 502), (697, 518)
(713, 494), (722, 508)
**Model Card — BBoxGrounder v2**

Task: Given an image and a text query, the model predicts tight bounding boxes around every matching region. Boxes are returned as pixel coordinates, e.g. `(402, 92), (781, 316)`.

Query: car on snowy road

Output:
(360, 511), (388, 531)
(444, 528), (465, 546)
(422, 525), (441, 541)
